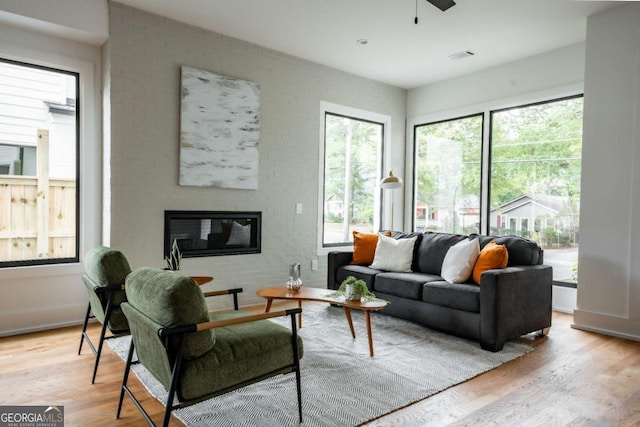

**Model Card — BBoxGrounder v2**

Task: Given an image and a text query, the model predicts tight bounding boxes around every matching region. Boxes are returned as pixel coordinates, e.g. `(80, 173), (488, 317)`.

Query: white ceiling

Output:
(116, 0), (623, 89)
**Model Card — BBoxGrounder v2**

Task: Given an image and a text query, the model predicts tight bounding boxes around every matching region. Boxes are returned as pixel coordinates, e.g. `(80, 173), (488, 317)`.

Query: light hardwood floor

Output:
(1, 302), (639, 426)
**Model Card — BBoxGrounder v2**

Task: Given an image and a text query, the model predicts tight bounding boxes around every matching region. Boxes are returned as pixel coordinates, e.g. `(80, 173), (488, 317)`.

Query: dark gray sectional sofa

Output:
(327, 231), (553, 351)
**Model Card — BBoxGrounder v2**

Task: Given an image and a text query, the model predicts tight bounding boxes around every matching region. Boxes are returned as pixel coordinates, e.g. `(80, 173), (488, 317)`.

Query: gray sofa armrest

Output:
(479, 264), (553, 351)
(327, 251), (353, 290)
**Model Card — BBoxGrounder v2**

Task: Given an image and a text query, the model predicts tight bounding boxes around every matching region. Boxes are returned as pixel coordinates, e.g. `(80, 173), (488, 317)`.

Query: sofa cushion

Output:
(374, 272), (441, 300)
(422, 280), (480, 313)
(472, 240), (509, 284)
(337, 265), (382, 291)
(472, 234), (541, 266)
(441, 238), (480, 284)
(370, 234), (417, 272)
(416, 232), (467, 275)
(350, 231), (390, 265)
(390, 231), (423, 271)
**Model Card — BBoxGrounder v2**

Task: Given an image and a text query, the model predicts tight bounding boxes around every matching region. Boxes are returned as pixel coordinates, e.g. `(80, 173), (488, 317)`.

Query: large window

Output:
(319, 103), (386, 249)
(0, 59), (79, 267)
(414, 114), (482, 235)
(490, 96), (582, 284)
(413, 95), (583, 285)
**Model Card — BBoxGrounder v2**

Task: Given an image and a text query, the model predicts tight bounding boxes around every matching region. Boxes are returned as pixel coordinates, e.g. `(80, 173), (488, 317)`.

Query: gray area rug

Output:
(109, 304), (532, 426)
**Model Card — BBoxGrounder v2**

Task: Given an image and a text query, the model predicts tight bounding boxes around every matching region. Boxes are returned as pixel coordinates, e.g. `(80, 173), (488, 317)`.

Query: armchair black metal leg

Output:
(163, 334), (187, 427)
(295, 363), (302, 423)
(91, 321), (109, 384)
(78, 303), (91, 355)
(116, 340), (135, 420)
(91, 296), (114, 384)
(290, 312), (303, 423)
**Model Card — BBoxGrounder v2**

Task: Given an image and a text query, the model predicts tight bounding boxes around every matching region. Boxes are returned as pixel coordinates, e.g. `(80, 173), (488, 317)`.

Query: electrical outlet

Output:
(296, 203), (303, 214)
(311, 259), (318, 271)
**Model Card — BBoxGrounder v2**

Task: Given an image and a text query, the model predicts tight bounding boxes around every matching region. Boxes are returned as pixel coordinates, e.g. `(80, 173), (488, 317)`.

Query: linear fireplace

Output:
(164, 210), (261, 258)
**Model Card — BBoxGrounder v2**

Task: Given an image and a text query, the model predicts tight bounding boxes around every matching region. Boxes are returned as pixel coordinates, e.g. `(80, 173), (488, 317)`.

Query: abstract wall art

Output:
(179, 66), (260, 189)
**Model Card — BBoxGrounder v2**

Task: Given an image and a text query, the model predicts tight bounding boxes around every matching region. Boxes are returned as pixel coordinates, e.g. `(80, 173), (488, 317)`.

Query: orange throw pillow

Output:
(350, 231), (390, 265)
(472, 240), (509, 284)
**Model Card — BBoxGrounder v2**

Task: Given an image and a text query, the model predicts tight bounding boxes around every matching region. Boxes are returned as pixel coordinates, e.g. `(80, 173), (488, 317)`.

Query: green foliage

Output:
(490, 98), (583, 209)
(327, 276), (386, 302)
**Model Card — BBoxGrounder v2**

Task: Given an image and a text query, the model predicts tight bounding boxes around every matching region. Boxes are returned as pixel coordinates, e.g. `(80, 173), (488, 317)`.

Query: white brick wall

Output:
(106, 2), (406, 308)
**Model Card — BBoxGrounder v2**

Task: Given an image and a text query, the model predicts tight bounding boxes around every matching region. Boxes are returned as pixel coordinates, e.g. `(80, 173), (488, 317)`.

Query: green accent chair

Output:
(116, 268), (303, 427)
(78, 246), (132, 383)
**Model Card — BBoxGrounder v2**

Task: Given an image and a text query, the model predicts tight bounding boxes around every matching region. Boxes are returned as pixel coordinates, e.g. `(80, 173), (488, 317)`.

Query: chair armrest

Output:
(479, 265), (552, 351)
(202, 287), (243, 310)
(327, 251), (354, 290)
(158, 308), (302, 336)
(94, 283), (126, 294)
(196, 308), (302, 331)
(191, 276), (214, 285)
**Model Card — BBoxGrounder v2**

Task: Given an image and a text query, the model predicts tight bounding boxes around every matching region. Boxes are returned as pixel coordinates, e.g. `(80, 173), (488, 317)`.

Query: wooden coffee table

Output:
(256, 286), (388, 357)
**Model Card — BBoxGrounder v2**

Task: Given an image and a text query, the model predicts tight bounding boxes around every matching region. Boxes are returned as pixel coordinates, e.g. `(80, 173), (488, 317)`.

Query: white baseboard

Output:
(573, 309), (640, 342)
(0, 303), (87, 337)
(552, 285), (577, 314)
(0, 319), (87, 338)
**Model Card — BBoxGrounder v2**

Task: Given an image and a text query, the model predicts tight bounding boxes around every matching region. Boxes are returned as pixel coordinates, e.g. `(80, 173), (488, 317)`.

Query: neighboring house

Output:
(416, 195), (480, 233)
(0, 62), (76, 179)
(490, 194), (579, 245)
(0, 62), (77, 262)
(324, 195), (344, 218)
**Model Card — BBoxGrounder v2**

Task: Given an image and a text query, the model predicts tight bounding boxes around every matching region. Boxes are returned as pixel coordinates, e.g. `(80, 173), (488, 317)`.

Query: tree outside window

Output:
(490, 96), (583, 284)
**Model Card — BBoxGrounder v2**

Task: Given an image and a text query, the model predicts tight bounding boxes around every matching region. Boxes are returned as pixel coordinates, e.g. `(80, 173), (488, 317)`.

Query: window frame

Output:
(0, 37), (101, 276)
(411, 112), (485, 235)
(0, 57), (81, 268)
(317, 101), (390, 256)
(406, 85), (583, 286)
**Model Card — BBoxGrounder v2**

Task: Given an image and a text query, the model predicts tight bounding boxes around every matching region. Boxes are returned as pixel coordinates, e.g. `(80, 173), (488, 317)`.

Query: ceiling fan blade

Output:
(426, 0), (456, 12)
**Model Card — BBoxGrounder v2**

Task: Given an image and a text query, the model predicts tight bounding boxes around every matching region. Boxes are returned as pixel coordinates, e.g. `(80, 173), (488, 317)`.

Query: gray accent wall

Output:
(105, 3), (406, 308)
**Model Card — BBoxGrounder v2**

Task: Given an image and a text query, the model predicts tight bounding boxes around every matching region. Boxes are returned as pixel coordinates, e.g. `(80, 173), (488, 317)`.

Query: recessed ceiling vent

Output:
(448, 50), (475, 60)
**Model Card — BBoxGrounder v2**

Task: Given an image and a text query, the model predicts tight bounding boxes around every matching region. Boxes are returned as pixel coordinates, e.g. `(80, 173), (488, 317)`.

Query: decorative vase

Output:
(286, 263), (303, 292)
(344, 284), (362, 301)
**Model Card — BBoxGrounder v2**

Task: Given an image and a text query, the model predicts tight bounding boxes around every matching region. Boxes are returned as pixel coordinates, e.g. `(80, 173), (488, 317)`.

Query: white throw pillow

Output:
(441, 238), (480, 284)
(369, 234), (417, 272)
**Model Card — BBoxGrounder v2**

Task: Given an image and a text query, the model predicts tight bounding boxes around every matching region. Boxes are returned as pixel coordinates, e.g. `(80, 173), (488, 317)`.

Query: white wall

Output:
(105, 3), (407, 311)
(573, 3), (640, 340)
(0, 0), (108, 45)
(0, 17), (104, 335)
(407, 43), (586, 117)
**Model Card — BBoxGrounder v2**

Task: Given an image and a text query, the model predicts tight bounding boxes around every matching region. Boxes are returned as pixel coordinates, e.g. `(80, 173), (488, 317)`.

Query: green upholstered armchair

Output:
(116, 268), (304, 427)
(78, 246), (132, 383)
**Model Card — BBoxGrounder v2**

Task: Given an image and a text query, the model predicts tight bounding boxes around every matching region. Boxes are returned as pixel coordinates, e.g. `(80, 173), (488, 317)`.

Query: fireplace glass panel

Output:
(164, 211), (261, 258)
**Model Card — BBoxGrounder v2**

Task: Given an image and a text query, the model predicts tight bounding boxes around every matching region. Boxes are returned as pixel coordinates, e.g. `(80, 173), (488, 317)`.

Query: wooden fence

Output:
(0, 130), (76, 262)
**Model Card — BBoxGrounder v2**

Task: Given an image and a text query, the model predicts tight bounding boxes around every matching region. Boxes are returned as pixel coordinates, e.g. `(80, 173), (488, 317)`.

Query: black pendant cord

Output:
(415, 0), (419, 24)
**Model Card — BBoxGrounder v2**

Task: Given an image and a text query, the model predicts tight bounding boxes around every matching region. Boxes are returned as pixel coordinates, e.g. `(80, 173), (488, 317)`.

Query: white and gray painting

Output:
(180, 66), (260, 189)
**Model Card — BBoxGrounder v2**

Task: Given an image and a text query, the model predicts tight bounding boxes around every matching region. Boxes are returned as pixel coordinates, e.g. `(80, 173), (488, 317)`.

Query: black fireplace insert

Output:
(164, 210), (261, 258)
